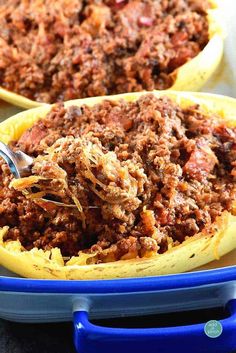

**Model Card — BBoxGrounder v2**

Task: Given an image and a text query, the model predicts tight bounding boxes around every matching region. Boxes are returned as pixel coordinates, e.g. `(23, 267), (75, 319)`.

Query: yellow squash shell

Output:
(0, 0), (224, 109)
(0, 90), (236, 279)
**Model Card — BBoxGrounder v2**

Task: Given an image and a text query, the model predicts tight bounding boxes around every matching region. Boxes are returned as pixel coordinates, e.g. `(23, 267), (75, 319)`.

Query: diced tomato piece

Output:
(171, 31), (188, 46)
(118, 1), (153, 31)
(183, 139), (218, 181)
(106, 111), (133, 131)
(18, 124), (47, 152)
(169, 46), (197, 71)
(157, 208), (171, 226)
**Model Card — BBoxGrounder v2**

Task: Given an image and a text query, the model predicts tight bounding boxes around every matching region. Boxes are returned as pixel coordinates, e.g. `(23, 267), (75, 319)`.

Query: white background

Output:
(202, 0), (236, 97)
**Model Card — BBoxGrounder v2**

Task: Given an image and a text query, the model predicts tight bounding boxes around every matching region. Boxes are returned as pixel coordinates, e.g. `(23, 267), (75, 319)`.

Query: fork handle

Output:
(0, 141), (20, 178)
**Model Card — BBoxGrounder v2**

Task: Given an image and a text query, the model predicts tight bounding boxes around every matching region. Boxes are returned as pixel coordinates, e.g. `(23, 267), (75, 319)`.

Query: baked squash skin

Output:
(0, 0), (224, 109)
(0, 90), (235, 280)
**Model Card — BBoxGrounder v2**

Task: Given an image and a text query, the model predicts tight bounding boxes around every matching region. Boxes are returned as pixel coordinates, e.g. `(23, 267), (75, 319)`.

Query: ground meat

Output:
(0, 0), (210, 103)
(2, 94), (236, 262)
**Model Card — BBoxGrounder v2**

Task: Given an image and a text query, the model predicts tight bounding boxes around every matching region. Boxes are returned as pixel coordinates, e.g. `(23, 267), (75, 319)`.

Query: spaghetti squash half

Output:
(0, 91), (235, 279)
(0, 0), (224, 108)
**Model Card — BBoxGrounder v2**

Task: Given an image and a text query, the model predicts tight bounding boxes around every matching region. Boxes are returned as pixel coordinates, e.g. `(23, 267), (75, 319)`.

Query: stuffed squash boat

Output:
(0, 0), (224, 108)
(0, 91), (235, 279)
